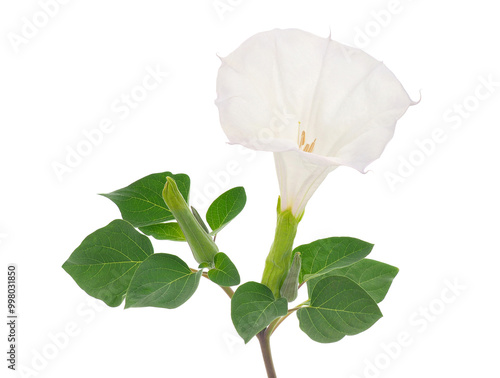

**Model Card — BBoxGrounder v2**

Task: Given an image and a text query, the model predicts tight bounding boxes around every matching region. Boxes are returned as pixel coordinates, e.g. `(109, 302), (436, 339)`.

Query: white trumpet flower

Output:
(216, 28), (414, 218)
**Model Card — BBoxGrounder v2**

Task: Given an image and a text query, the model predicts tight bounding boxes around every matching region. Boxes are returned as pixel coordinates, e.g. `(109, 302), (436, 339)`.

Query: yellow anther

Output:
(297, 122), (316, 153)
(309, 139), (316, 153)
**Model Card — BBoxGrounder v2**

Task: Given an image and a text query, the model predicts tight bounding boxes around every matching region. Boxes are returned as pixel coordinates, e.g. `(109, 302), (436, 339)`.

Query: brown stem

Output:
(257, 329), (277, 378)
(255, 300), (308, 377)
(192, 267), (274, 374)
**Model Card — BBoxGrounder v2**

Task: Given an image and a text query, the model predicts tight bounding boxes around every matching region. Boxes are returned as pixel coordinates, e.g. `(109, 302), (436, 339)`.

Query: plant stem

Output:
(261, 209), (299, 298)
(266, 300), (309, 339)
(257, 329), (277, 378)
(220, 285), (234, 299)
(193, 269), (235, 299)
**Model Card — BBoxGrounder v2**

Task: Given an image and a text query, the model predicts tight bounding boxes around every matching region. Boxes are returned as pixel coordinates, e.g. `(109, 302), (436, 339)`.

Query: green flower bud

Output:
(191, 206), (210, 234)
(280, 252), (301, 302)
(162, 177), (218, 265)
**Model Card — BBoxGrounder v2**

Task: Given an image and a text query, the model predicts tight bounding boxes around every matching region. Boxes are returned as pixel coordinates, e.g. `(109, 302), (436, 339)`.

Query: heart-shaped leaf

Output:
(139, 222), (185, 241)
(307, 259), (398, 303)
(297, 237), (373, 283)
(297, 275), (382, 343)
(207, 252), (240, 287)
(62, 219), (153, 307)
(100, 172), (190, 227)
(206, 187), (246, 234)
(125, 253), (202, 309)
(231, 282), (287, 343)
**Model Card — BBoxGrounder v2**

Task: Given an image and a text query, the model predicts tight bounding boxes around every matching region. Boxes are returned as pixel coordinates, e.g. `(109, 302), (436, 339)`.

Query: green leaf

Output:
(207, 252), (240, 287)
(206, 187), (246, 234)
(307, 259), (398, 303)
(62, 220), (154, 307)
(125, 253), (202, 309)
(139, 222), (185, 241)
(100, 172), (190, 227)
(297, 276), (382, 343)
(231, 282), (288, 343)
(297, 237), (374, 283)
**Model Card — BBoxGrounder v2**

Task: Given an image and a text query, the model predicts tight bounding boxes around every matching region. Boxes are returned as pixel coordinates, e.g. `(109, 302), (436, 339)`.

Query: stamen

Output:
(297, 122), (317, 153)
(309, 139), (316, 153)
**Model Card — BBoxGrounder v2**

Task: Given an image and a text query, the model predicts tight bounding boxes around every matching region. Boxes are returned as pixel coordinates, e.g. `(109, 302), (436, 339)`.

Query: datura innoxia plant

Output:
(62, 28), (414, 377)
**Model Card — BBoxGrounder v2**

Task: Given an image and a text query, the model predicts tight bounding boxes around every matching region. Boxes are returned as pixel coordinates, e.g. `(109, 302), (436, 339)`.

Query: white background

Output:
(1, 1), (499, 377)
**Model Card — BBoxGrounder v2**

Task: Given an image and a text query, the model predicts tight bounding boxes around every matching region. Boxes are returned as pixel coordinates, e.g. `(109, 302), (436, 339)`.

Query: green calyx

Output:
(261, 203), (300, 298)
(162, 177), (218, 265)
(280, 252), (301, 302)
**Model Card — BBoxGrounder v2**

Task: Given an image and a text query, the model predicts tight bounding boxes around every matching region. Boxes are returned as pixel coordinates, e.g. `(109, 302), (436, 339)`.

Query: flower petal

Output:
(297, 51), (412, 171)
(216, 29), (332, 151)
(215, 28), (413, 173)
(274, 151), (336, 216)
(216, 28), (414, 216)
